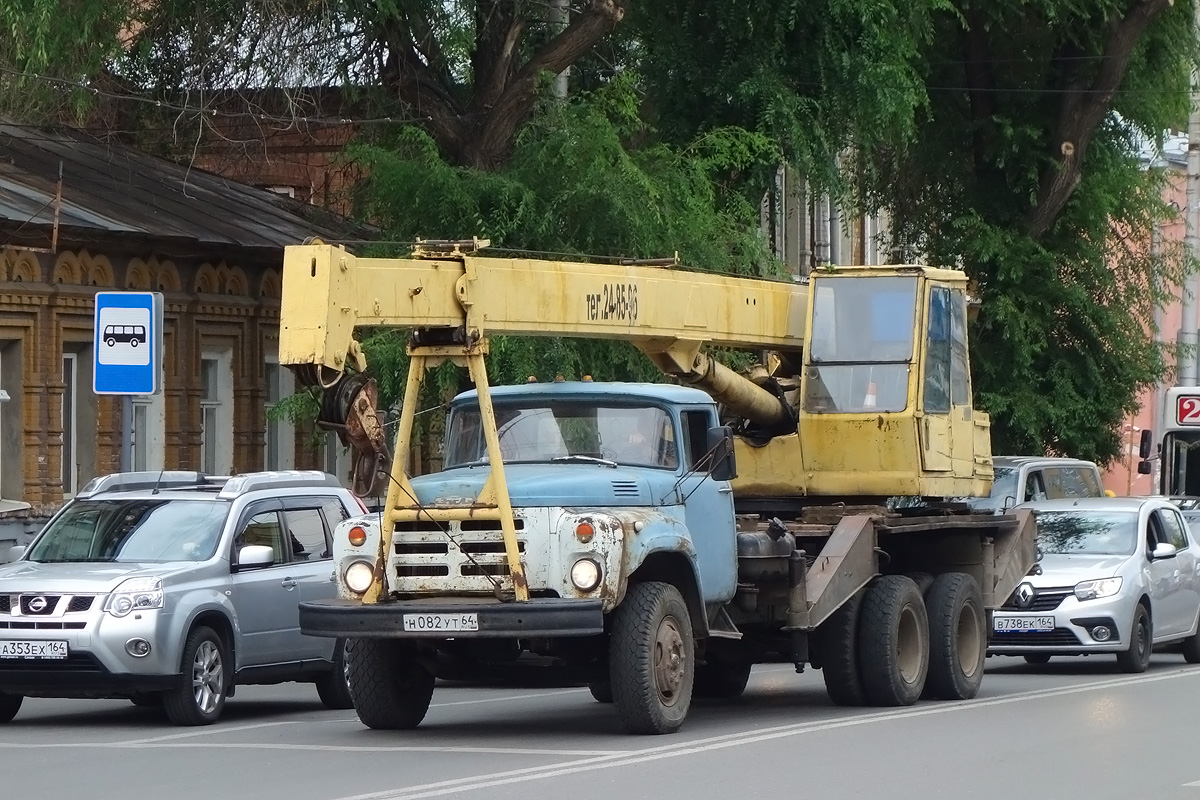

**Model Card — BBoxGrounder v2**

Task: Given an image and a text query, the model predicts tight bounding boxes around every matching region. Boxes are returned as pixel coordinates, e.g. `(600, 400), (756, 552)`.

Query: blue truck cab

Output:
(306, 381), (738, 643)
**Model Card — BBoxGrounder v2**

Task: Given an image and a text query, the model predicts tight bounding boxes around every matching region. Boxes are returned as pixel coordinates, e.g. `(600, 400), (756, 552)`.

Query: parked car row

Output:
(0, 470), (364, 725)
(0, 457), (1194, 728)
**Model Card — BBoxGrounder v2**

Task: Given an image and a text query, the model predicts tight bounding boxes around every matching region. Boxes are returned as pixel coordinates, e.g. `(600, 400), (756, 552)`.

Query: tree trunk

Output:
(379, 0), (626, 170)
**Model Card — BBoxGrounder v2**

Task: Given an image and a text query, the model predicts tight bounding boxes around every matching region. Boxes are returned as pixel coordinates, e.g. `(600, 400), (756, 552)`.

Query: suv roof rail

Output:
(216, 470), (343, 499)
(77, 471), (219, 499)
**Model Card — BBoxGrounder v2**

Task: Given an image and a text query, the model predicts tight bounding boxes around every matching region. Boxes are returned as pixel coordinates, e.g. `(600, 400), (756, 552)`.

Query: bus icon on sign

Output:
(96, 306), (151, 367)
(104, 325), (145, 348)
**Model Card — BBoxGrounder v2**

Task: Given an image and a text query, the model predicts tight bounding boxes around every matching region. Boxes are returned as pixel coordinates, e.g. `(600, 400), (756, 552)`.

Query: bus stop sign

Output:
(93, 291), (164, 395)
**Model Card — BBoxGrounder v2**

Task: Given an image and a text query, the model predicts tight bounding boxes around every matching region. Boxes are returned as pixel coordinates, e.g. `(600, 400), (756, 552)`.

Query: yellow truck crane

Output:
(281, 239), (1035, 734)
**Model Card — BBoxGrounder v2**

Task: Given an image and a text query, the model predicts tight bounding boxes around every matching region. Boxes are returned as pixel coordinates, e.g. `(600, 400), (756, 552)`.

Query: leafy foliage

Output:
(632, 0), (1198, 464)
(345, 81), (779, 441)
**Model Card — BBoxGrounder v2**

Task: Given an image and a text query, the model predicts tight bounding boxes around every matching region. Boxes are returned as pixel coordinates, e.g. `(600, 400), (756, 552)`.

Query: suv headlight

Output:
(103, 577), (164, 617)
(1074, 577), (1122, 601)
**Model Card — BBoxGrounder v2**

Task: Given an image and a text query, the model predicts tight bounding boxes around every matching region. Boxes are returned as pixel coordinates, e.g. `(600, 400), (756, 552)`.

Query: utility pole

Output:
(1181, 0), (1200, 385)
(550, 0), (570, 99)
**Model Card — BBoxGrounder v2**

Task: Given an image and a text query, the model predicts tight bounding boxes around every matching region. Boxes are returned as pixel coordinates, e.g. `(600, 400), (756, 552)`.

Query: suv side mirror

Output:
(235, 544), (275, 571)
(6, 545), (25, 563)
(706, 425), (737, 482)
(1151, 542), (1178, 560)
(1138, 429), (1153, 460)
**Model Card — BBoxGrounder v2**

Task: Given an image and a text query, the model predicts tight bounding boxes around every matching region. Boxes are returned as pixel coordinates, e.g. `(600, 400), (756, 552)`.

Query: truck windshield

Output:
(27, 499), (229, 563)
(804, 275), (917, 414)
(1035, 511), (1137, 556)
(444, 403), (678, 469)
(1163, 431), (1200, 496)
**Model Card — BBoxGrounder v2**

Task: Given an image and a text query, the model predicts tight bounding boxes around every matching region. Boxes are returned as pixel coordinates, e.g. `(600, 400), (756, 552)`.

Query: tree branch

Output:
(464, 0), (625, 168)
(1026, 0), (1173, 239)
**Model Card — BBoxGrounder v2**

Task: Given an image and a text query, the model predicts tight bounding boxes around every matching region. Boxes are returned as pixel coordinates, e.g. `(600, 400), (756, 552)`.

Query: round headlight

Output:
(344, 560), (375, 594)
(570, 558), (602, 592)
(111, 595), (134, 617)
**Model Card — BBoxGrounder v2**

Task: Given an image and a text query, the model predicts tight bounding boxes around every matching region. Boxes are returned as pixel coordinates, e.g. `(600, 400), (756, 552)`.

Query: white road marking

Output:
(1183, 779), (1200, 787)
(117, 719), (303, 745)
(330, 666), (1200, 800)
(138, 742), (628, 756)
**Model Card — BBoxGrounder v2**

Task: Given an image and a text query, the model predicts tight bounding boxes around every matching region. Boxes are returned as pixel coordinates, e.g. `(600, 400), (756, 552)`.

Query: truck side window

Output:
(1024, 471), (1047, 502)
(923, 286), (951, 414)
(680, 410), (711, 471)
(950, 290), (970, 408)
(1077, 467), (1102, 496)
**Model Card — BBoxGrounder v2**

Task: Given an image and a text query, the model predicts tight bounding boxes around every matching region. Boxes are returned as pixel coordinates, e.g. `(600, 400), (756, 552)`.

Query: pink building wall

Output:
(1101, 165), (1186, 496)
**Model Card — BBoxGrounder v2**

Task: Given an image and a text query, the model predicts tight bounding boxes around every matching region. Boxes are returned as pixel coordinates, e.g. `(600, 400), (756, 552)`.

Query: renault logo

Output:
(1015, 583), (1036, 609)
(27, 596), (48, 613)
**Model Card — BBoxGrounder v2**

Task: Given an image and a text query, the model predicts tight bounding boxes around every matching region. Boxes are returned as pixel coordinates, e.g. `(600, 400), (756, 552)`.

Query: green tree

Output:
(632, 0), (1198, 463)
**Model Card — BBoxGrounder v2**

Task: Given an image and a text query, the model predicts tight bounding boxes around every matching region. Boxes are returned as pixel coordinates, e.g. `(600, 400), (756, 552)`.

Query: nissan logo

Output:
(1014, 583), (1036, 609)
(27, 596), (48, 613)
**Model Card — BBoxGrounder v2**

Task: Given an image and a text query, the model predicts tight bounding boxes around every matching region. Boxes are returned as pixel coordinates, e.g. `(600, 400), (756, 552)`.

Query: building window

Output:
(130, 393), (166, 472)
(264, 354), (295, 471)
(325, 431), (350, 480)
(200, 348), (233, 475)
(61, 353), (77, 495)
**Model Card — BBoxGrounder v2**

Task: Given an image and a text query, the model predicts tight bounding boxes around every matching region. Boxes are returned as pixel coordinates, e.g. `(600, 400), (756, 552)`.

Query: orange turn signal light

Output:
(348, 526), (368, 547)
(575, 522), (595, 542)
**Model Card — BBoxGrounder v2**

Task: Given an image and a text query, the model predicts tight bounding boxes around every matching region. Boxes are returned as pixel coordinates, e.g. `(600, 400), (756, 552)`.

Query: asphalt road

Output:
(4, 654), (1200, 800)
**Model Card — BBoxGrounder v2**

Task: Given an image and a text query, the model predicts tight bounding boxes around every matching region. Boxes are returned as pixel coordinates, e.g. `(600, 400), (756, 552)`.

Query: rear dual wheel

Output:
(816, 572), (986, 707)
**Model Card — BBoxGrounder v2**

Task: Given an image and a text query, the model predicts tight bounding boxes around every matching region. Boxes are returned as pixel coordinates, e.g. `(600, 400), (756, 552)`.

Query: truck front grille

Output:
(391, 526), (528, 590)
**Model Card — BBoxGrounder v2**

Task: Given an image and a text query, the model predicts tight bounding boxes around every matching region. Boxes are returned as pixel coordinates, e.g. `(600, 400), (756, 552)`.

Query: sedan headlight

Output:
(1074, 577), (1123, 601)
(103, 577), (164, 617)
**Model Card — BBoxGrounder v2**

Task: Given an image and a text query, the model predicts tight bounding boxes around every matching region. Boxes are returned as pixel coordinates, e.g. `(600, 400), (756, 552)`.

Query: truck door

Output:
(679, 408), (737, 602)
(919, 285), (953, 471)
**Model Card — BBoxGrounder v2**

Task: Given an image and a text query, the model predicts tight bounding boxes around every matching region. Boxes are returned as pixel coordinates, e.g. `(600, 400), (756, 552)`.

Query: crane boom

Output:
(280, 239), (992, 513)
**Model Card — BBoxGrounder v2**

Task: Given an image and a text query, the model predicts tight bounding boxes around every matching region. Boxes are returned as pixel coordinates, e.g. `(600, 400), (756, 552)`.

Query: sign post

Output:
(93, 292), (165, 471)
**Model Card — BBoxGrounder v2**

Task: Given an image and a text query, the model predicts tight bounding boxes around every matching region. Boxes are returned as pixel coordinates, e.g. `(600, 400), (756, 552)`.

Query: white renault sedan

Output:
(988, 497), (1200, 672)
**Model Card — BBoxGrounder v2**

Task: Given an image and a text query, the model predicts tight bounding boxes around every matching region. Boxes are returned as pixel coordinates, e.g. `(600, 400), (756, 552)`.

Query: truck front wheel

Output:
(923, 572), (985, 700)
(858, 575), (929, 706)
(610, 581), (694, 734)
(346, 638), (435, 730)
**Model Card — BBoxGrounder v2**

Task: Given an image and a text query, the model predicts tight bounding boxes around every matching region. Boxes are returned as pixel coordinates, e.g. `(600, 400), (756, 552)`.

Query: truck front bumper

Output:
(299, 597), (605, 639)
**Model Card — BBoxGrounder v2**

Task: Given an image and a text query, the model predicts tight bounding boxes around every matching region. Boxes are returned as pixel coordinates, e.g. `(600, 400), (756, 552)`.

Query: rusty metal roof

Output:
(0, 123), (362, 255)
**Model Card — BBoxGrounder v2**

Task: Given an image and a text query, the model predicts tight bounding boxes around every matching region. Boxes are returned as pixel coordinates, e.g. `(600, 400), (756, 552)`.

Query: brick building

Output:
(0, 122), (365, 546)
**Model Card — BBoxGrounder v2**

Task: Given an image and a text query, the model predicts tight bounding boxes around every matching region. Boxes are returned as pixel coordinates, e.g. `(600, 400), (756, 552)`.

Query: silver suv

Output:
(0, 470), (361, 725)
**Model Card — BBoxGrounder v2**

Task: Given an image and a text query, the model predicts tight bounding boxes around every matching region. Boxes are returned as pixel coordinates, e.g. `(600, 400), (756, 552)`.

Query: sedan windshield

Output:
(444, 403), (678, 469)
(27, 499), (230, 563)
(1036, 511), (1138, 556)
